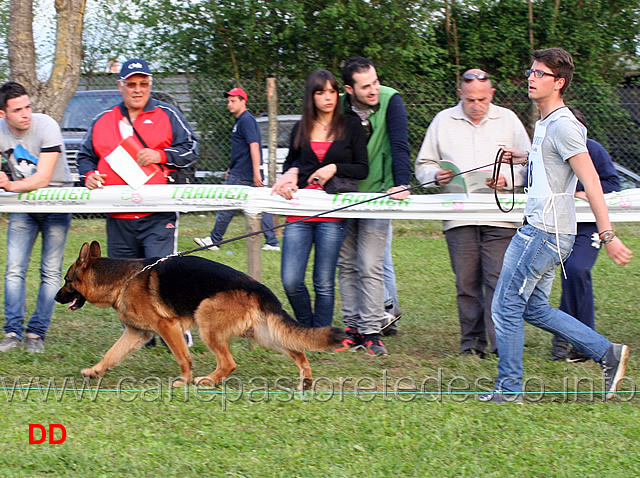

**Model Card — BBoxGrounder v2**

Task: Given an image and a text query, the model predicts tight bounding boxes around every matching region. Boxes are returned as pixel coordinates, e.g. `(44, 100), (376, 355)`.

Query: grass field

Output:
(1, 213), (639, 477)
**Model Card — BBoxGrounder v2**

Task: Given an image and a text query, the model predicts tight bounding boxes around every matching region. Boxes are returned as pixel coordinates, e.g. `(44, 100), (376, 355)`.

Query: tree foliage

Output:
(432, 0), (640, 84)
(116, 0), (640, 86)
(126, 0), (448, 83)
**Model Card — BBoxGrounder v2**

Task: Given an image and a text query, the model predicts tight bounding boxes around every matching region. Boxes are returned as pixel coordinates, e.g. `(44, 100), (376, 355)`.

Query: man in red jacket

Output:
(77, 59), (199, 259)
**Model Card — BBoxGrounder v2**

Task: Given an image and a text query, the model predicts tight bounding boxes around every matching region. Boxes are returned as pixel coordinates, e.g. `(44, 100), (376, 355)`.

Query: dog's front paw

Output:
(80, 367), (102, 379)
(297, 377), (313, 391)
(171, 377), (192, 388)
(194, 376), (219, 388)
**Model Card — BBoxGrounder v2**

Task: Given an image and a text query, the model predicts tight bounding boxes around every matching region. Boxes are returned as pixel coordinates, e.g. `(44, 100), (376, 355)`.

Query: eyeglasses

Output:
(120, 80), (152, 89)
(462, 72), (490, 82)
(525, 69), (559, 79)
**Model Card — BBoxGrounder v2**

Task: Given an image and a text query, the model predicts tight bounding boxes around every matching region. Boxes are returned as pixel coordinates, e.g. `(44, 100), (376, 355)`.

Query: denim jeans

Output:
(4, 213), (72, 339)
(338, 218), (390, 335)
(491, 224), (611, 393)
(281, 220), (347, 327)
(383, 221), (401, 316)
(210, 172), (279, 247)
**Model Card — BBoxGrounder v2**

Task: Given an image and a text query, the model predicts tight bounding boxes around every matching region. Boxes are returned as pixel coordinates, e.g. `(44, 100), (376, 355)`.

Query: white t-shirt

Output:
(524, 107), (587, 235)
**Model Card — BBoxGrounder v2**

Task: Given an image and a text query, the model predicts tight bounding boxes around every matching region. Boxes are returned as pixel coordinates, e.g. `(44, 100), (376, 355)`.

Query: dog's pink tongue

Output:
(68, 298), (78, 311)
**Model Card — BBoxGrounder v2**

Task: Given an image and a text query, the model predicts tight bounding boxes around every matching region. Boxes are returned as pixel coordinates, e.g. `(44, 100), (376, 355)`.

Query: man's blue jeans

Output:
(281, 220), (347, 327)
(4, 213), (72, 339)
(210, 172), (279, 247)
(491, 224), (611, 393)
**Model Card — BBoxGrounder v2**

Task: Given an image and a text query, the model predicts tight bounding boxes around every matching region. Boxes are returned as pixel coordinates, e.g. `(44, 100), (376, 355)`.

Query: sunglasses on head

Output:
(462, 72), (490, 82)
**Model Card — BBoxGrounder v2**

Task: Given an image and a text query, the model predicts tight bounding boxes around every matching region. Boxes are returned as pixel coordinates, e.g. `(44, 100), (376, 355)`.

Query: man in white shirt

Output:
(415, 70), (531, 358)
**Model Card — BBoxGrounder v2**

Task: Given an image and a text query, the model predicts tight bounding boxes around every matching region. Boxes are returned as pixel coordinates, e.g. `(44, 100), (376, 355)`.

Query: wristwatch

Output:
(598, 230), (616, 244)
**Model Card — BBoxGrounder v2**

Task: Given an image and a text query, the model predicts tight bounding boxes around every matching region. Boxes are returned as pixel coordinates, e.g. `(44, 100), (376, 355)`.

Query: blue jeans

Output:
(491, 224), (611, 393)
(281, 220), (347, 327)
(383, 221), (400, 316)
(4, 213), (72, 339)
(210, 172), (279, 247)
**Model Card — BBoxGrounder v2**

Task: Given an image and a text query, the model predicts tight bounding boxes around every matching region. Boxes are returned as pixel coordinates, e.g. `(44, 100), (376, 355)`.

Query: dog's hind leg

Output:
(81, 327), (152, 379)
(155, 320), (193, 387)
(284, 350), (313, 391)
(194, 334), (237, 387)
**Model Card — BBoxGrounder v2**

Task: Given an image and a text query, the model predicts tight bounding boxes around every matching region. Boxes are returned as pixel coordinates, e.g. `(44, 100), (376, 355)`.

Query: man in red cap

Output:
(194, 87), (279, 250)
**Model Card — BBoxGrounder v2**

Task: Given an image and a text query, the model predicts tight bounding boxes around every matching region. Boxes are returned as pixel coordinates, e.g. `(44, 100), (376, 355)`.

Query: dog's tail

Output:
(262, 309), (345, 352)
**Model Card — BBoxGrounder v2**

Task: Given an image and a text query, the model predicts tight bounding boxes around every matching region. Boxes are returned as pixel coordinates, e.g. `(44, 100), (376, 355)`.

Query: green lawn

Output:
(1, 214), (639, 477)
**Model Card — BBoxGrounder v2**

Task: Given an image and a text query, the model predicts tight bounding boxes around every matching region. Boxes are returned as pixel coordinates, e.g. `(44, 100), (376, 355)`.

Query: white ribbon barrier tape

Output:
(1, 185), (639, 222)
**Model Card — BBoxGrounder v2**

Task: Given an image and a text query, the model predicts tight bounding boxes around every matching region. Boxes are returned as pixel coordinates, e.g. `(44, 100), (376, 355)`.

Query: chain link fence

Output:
(76, 73), (640, 180)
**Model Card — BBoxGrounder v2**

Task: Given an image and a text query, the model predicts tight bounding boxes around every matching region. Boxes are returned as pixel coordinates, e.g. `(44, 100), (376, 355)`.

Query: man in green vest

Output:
(334, 57), (411, 356)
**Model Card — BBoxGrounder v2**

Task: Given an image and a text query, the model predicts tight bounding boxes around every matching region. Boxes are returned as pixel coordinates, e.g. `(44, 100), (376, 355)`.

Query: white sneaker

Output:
(184, 330), (194, 348)
(261, 244), (281, 251)
(194, 237), (219, 250)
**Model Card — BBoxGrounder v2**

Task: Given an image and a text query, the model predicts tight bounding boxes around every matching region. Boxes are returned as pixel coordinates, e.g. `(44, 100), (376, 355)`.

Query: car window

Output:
(61, 93), (122, 131)
(61, 91), (180, 132)
(258, 119), (299, 147)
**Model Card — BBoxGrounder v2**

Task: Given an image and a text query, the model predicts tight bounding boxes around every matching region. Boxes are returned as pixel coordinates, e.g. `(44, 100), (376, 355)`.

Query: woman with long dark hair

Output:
(272, 69), (368, 327)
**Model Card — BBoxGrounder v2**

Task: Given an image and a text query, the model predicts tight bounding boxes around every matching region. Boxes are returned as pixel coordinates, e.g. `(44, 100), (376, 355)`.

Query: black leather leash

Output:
(181, 161), (501, 256)
(491, 148), (516, 213)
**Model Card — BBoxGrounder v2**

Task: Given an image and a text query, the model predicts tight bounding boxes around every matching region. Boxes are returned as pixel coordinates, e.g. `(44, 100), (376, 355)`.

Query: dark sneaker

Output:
(362, 334), (388, 356)
(601, 343), (629, 400)
(566, 348), (590, 363)
(25, 334), (44, 353)
(477, 391), (523, 404)
(461, 349), (486, 359)
(333, 327), (363, 352)
(381, 326), (398, 337)
(0, 333), (22, 352)
(549, 335), (569, 361)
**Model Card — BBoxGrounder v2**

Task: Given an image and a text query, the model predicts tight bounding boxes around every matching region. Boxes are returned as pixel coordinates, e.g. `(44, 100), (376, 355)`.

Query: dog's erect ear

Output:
(79, 242), (92, 265)
(89, 241), (102, 258)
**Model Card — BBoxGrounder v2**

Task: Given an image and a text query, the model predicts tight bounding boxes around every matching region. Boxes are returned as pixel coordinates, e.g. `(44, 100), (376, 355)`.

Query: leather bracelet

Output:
(598, 230), (616, 244)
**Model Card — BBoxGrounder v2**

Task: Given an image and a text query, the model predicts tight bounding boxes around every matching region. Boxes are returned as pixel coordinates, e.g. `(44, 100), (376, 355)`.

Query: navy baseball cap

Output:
(119, 59), (152, 80)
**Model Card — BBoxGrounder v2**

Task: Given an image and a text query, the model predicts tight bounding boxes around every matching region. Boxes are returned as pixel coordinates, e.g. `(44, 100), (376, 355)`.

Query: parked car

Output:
(614, 162), (640, 190)
(256, 114), (300, 186)
(61, 90), (206, 184)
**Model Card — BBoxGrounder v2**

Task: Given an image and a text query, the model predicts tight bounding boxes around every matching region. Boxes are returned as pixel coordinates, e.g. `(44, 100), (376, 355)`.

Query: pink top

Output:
(286, 141), (343, 223)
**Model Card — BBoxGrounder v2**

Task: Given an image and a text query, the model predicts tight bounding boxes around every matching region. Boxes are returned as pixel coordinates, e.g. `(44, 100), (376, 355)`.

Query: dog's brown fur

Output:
(55, 241), (344, 388)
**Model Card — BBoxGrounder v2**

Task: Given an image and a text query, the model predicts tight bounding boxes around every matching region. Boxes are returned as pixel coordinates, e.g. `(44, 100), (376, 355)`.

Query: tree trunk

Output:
(8, 0), (86, 123)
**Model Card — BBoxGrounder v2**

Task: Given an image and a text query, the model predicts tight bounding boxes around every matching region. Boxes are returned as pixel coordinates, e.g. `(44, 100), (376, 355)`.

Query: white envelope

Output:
(105, 141), (152, 190)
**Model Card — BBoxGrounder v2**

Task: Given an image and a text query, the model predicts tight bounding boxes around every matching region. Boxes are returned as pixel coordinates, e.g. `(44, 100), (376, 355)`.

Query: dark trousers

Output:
(559, 223), (600, 329)
(445, 225), (515, 354)
(106, 212), (178, 259)
(552, 222), (601, 354)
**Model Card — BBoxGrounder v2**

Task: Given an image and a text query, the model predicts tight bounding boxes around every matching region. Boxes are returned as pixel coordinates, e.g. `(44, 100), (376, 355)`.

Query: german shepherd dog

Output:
(55, 242), (345, 388)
